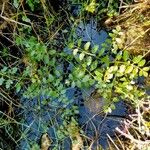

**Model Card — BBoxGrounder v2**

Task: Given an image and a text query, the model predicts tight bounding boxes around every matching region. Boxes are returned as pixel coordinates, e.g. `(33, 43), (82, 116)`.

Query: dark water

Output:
(16, 20), (128, 150)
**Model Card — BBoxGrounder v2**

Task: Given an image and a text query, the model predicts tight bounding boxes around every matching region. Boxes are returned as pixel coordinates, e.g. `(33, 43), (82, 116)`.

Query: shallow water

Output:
(16, 20), (128, 150)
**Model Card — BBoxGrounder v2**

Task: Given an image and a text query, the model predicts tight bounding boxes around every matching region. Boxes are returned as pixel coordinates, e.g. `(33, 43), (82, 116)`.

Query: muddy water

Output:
(16, 20), (128, 150)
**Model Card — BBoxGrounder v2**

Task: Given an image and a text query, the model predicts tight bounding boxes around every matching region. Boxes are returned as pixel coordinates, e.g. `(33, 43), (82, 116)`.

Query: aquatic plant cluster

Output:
(0, 0), (150, 149)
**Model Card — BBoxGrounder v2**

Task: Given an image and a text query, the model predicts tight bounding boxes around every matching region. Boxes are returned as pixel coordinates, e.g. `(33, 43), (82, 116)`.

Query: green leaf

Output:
(101, 55), (110, 67)
(42, 77), (47, 83)
(22, 16), (31, 23)
(68, 42), (74, 49)
(138, 59), (146, 67)
(73, 48), (78, 56)
(110, 104), (116, 110)
(98, 48), (105, 57)
(132, 68), (138, 76)
(94, 70), (103, 77)
(0, 77), (5, 85)
(48, 74), (54, 82)
(90, 60), (98, 71)
(119, 77), (126, 81)
(125, 65), (133, 74)
(87, 56), (92, 66)
(119, 65), (126, 73)
(11, 67), (18, 74)
(71, 81), (76, 88)
(16, 83), (21, 93)
(123, 50), (129, 61)
(55, 70), (60, 77)
(126, 85), (133, 90)
(139, 70), (148, 77)
(6, 80), (13, 89)
(76, 80), (82, 87)
(92, 45), (99, 53)
(41, 99), (48, 105)
(113, 97), (119, 102)
(143, 67), (150, 71)
(77, 38), (82, 47)
(1, 66), (8, 73)
(85, 0), (98, 13)
(26, 0), (36, 11)
(139, 70), (143, 76)
(105, 73), (113, 81)
(116, 51), (122, 60)
(113, 66), (118, 72)
(44, 55), (49, 64)
(77, 70), (85, 78)
(13, 0), (19, 8)
(133, 55), (142, 64)
(79, 53), (85, 60)
(84, 42), (90, 51)
(82, 75), (90, 82)
(30, 50), (35, 56)
(143, 71), (148, 77)
(108, 66), (118, 73)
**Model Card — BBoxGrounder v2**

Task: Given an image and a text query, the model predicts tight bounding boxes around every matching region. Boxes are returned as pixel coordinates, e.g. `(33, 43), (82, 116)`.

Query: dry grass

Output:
(107, 96), (150, 150)
(106, 0), (150, 57)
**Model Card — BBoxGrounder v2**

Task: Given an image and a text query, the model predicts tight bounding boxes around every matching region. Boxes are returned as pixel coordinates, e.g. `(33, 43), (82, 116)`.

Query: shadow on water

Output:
(17, 20), (128, 150)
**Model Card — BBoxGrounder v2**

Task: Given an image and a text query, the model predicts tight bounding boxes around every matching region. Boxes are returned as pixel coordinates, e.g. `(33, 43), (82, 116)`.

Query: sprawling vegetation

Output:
(0, 0), (150, 149)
